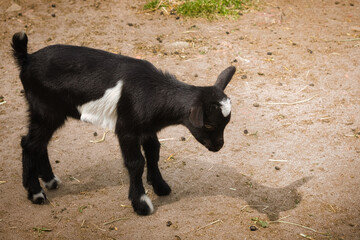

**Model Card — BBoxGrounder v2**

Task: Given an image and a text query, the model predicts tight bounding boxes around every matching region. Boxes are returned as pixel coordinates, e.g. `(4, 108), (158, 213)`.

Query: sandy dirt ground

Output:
(1, 0), (360, 239)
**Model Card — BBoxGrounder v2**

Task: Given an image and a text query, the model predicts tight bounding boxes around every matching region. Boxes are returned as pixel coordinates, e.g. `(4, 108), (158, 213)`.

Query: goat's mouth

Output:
(207, 145), (222, 152)
(193, 136), (223, 152)
(203, 142), (223, 152)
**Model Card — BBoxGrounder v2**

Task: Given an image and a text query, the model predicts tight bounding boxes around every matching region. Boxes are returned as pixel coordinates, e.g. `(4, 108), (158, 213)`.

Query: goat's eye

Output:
(204, 124), (215, 130)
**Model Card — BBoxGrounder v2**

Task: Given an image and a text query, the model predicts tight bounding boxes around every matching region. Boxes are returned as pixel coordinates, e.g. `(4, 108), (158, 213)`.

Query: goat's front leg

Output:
(142, 135), (171, 196)
(118, 134), (154, 215)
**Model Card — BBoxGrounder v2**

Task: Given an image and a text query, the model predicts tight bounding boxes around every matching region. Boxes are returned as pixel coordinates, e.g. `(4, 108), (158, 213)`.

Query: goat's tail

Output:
(11, 31), (28, 68)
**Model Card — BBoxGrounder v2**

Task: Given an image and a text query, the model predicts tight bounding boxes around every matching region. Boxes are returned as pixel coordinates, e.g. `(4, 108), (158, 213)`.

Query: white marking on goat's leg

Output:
(77, 80), (123, 131)
(219, 98), (231, 117)
(140, 194), (154, 214)
(32, 190), (45, 202)
(43, 175), (61, 189)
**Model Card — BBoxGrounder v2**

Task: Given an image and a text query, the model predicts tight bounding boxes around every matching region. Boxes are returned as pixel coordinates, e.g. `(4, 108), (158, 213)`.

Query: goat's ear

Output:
(214, 66), (236, 90)
(189, 105), (204, 128)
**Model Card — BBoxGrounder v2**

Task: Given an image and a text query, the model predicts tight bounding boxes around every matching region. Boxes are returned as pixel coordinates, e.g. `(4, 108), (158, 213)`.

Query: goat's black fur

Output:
(12, 32), (236, 215)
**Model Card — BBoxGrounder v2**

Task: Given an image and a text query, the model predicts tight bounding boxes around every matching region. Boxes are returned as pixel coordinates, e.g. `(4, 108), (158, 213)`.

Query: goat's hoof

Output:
(43, 175), (61, 190)
(153, 181), (171, 196)
(132, 194), (154, 216)
(28, 190), (47, 204)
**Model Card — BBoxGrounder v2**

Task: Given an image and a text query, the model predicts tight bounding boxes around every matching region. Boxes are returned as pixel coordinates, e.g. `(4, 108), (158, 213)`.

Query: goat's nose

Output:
(217, 138), (224, 147)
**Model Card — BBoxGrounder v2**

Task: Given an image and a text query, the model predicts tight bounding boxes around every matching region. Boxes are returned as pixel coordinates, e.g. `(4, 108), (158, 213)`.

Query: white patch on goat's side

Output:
(140, 194), (154, 214)
(219, 98), (231, 117)
(77, 81), (123, 131)
(33, 191), (45, 201)
(43, 175), (61, 189)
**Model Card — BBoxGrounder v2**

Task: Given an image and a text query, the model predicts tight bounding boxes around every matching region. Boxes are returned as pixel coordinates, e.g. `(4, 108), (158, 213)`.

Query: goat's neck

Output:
(156, 81), (200, 126)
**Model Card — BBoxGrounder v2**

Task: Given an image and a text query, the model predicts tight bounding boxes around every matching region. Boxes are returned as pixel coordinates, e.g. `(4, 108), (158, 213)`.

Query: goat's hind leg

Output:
(21, 109), (65, 204)
(39, 148), (61, 190)
(143, 135), (171, 196)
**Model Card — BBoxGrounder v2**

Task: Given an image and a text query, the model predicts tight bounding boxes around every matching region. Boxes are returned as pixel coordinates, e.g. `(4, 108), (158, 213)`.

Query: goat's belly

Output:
(77, 81), (123, 131)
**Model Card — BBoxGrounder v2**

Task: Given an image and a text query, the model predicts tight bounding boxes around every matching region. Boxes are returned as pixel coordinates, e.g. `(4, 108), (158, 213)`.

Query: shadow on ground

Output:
(46, 155), (312, 221)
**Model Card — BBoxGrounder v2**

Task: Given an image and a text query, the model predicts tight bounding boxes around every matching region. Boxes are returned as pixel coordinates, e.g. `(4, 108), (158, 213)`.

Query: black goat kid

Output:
(12, 32), (236, 215)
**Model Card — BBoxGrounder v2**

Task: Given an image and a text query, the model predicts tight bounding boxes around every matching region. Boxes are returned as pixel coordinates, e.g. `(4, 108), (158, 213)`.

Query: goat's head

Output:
(185, 66), (236, 152)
